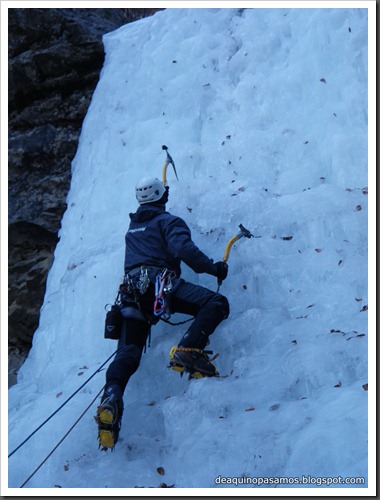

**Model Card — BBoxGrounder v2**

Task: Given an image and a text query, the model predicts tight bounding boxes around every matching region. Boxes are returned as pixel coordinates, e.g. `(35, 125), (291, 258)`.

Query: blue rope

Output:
(8, 349), (118, 459)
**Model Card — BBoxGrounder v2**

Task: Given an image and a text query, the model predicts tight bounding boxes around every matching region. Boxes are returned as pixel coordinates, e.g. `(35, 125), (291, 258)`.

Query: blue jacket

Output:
(124, 204), (216, 277)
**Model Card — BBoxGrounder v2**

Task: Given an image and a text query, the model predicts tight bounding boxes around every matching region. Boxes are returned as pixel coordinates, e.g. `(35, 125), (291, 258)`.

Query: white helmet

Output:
(135, 177), (166, 205)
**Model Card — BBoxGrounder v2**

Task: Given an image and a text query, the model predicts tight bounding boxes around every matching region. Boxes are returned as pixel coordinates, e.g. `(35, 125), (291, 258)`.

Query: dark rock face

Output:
(8, 7), (162, 386)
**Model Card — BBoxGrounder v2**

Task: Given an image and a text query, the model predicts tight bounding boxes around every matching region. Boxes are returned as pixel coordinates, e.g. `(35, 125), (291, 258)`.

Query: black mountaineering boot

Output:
(95, 385), (123, 450)
(169, 347), (219, 379)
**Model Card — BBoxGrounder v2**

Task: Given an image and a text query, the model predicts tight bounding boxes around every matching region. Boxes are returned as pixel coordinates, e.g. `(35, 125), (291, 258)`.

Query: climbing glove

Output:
(213, 261), (228, 283)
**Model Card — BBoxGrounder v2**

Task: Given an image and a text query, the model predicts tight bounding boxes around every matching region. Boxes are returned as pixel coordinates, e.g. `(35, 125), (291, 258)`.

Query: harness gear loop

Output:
(122, 272), (151, 322)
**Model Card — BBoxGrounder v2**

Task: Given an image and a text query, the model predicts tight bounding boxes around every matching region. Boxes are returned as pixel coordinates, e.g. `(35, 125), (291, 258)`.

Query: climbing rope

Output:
(20, 384), (105, 488)
(8, 349), (118, 459)
(160, 316), (194, 326)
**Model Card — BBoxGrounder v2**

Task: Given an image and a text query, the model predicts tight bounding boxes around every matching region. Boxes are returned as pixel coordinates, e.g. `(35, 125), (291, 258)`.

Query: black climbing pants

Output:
(106, 278), (229, 394)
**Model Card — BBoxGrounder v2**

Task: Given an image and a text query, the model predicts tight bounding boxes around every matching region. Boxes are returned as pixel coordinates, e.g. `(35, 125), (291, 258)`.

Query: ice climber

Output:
(96, 177), (229, 449)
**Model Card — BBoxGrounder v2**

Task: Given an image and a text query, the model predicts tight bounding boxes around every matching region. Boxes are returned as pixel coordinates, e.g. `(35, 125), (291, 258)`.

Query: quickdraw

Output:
(136, 266), (150, 295)
(153, 268), (176, 318)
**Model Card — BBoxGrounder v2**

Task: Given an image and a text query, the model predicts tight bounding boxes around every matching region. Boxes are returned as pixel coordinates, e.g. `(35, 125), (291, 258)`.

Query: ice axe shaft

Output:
(162, 145), (178, 186)
(222, 224), (253, 263)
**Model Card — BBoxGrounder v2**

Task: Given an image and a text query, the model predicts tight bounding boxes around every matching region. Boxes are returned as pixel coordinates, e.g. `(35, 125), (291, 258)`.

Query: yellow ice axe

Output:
(218, 224), (253, 291)
(222, 224), (253, 263)
(217, 224), (253, 289)
(162, 145), (178, 187)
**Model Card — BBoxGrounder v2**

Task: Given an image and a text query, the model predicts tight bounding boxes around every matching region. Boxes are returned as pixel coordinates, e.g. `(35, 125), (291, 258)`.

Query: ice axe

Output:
(217, 223), (253, 288)
(162, 145), (178, 187)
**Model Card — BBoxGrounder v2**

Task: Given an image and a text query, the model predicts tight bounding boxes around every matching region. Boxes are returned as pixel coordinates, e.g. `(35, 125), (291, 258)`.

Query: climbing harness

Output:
(105, 266), (191, 351)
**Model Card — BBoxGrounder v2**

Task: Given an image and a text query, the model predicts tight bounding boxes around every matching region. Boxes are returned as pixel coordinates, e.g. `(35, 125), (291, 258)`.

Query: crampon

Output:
(169, 346), (219, 379)
(94, 393), (122, 450)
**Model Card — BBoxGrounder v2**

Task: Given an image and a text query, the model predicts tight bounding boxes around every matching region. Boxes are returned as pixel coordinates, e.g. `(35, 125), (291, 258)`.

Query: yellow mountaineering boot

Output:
(95, 389), (123, 450)
(169, 346), (219, 379)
